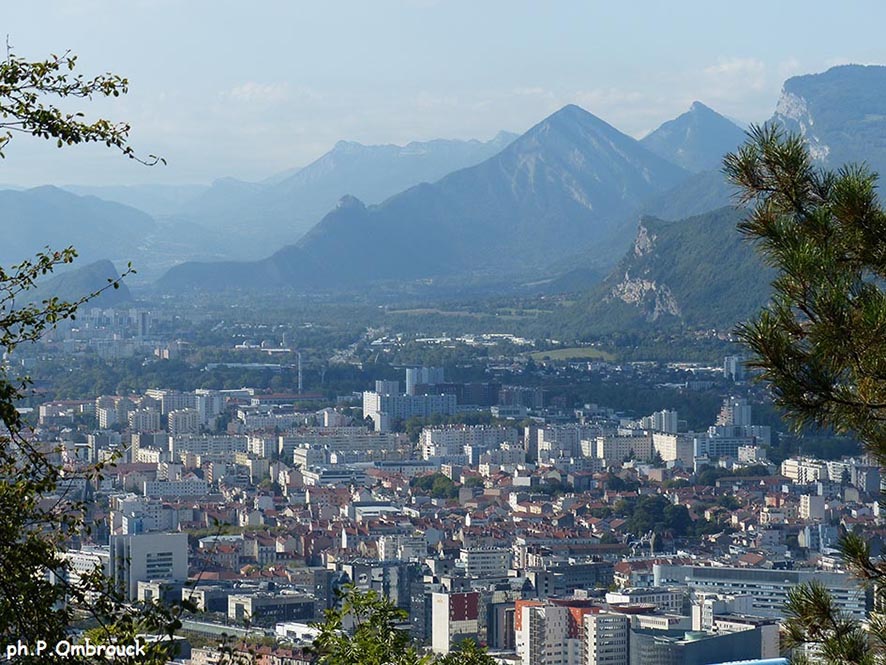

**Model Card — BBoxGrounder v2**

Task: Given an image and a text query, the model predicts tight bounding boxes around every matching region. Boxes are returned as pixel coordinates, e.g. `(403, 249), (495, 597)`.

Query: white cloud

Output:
(413, 91), (460, 109)
(575, 88), (645, 108)
(703, 56), (766, 92)
(226, 81), (300, 104)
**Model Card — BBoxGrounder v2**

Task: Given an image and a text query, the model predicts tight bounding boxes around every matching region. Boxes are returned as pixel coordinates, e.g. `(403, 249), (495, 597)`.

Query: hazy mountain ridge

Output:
(0, 186), (156, 268)
(19, 64), (886, 310)
(158, 105), (690, 291)
(167, 131), (520, 259)
(62, 183), (209, 217)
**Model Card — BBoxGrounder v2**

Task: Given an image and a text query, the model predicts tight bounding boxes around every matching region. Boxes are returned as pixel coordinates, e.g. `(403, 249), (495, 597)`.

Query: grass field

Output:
(529, 347), (616, 361)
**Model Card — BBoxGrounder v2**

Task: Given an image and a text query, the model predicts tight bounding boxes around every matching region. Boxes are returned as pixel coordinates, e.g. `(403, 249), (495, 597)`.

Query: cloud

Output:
(703, 57), (766, 92)
(224, 81), (322, 104)
(575, 88), (646, 107)
(413, 91), (459, 109)
(512, 87), (550, 97)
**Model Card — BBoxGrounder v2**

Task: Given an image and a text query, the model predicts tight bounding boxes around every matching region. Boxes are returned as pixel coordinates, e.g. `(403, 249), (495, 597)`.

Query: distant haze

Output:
(2, 1), (886, 186)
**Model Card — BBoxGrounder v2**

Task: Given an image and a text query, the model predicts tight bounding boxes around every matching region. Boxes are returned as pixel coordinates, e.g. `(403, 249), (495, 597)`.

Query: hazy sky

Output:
(3, 0), (886, 186)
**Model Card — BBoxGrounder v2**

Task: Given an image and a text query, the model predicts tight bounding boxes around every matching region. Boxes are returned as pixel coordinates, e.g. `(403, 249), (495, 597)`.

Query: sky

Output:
(3, 0), (886, 187)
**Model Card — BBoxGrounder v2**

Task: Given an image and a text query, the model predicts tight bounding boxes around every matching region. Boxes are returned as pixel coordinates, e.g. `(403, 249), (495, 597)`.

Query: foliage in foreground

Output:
(0, 49), (176, 662)
(310, 587), (495, 665)
(725, 125), (886, 664)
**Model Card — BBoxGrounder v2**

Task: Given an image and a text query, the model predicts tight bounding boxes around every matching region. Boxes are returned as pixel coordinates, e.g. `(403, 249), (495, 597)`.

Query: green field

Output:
(529, 347), (616, 361)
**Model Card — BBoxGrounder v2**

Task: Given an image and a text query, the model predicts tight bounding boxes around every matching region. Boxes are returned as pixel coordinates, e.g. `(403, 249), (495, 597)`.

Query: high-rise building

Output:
(522, 604), (582, 665)
(717, 397), (752, 427)
(128, 408), (162, 433)
(109, 532), (188, 600)
(362, 391), (456, 432)
(431, 591), (480, 655)
(406, 367), (444, 395)
(584, 612), (629, 665)
(167, 408), (200, 436)
(723, 355), (746, 381)
(459, 547), (511, 578)
(641, 409), (678, 434)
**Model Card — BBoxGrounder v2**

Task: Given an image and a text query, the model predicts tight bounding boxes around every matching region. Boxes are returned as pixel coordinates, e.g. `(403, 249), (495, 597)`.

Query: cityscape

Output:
(1, 3), (886, 665)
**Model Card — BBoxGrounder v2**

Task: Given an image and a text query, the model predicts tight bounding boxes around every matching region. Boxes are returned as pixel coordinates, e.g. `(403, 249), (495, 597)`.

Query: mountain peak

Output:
(641, 102), (745, 172)
(545, 104), (597, 126)
(523, 104), (631, 145)
(689, 100), (714, 113)
(336, 194), (365, 210)
(332, 139), (365, 153)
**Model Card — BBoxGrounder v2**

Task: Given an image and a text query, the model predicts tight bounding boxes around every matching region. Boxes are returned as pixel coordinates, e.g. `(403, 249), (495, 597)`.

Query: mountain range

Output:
(158, 105), (689, 291)
(5, 63), (885, 334)
(163, 131), (519, 259)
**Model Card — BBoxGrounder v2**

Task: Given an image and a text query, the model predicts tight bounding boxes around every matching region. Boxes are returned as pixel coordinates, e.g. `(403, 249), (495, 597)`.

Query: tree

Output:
(0, 48), (162, 163)
(435, 639), (497, 665)
(725, 124), (886, 458)
(725, 125), (886, 664)
(311, 587), (496, 665)
(310, 587), (426, 665)
(0, 50), (174, 663)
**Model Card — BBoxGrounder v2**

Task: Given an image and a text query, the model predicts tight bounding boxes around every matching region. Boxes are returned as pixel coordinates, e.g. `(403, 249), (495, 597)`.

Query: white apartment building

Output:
(593, 434), (653, 466)
(522, 604), (582, 665)
(129, 408), (162, 433)
(781, 458), (826, 484)
(583, 612), (629, 665)
(799, 493), (826, 520)
(143, 477), (209, 498)
(652, 432), (695, 466)
(431, 591), (480, 655)
(459, 548), (511, 578)
(654, 564), (867, 620)
(363, 391), (456, 432)
(168, 408), (200, 436)
(169, 434), (248, 457)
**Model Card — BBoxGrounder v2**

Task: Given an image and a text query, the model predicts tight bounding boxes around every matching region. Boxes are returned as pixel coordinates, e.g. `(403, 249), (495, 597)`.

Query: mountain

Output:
(771, 64), (886, 174)
(560, 207), (772, 334)
(0, 186), (157, 267)
(641, 101), (746, 172)
(170, 131), (519, 258)
(157, 105), (690, 291)
(29, 259), (132, 307)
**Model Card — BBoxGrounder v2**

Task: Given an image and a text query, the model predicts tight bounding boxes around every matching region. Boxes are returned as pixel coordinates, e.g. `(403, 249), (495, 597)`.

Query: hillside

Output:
(29, 259), (132, 307)
(0, 186), (156, 267)
(158, 104), (689, 291)
(560, 207), (772, 335)
(771, 64), (886, 175)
